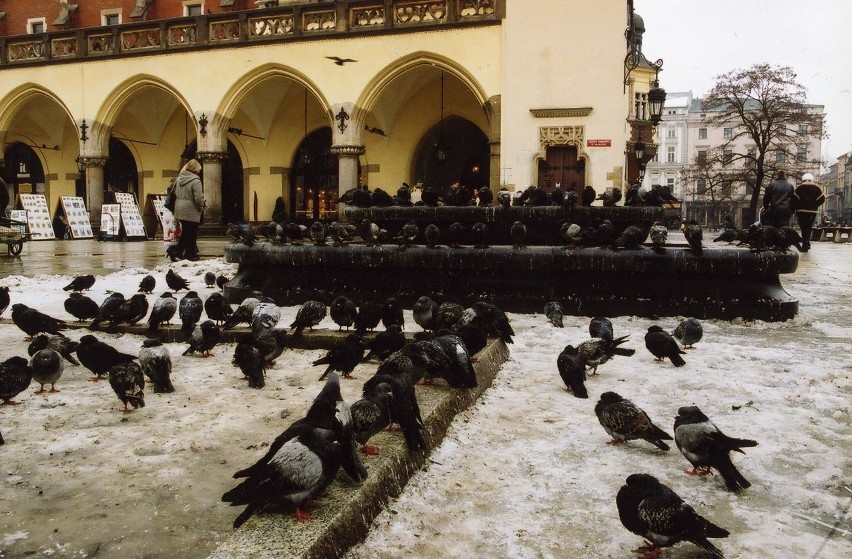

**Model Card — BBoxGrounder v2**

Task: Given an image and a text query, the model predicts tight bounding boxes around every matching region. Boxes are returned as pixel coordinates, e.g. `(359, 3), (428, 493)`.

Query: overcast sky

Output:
(636, 0), (852, 166)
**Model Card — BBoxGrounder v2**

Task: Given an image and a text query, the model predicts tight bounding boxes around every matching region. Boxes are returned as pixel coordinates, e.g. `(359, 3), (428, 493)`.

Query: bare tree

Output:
(681, 148), (749, 226)
(702, 64), (824, 223)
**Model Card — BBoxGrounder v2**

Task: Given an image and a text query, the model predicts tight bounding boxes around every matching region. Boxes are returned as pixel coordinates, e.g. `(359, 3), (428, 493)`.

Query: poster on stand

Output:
(15, 194), (55, 240)
(114, 192), (147, 238)
(57, 196), (94, 239)
(100, 204), (121, 238)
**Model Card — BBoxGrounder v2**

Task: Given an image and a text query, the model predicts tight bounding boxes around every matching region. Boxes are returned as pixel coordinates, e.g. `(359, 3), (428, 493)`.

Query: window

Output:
(667, 177), (675, 187)
(797, 147), (808, 163)
(667, 127), (677, 139)
(185, 3), (203, 16)
(723, 127), (733, 138)
(667, 146), (676, 163)
(698, 128), (707, 139)
(697, 150), (707, 165)
(102, 9), (122, 25)
(697, 179), (707, 194)
(776, 150), (786, 164)
(27, 17), (46, 34)
(799, 124), (809, 135)
(723, 150), (733, 165)
(634, 93), (647, 121)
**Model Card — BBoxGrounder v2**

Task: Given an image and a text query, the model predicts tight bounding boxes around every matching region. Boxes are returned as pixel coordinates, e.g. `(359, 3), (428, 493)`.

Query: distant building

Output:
(645, 91), (691, 209)
(821, 152), (851, 223)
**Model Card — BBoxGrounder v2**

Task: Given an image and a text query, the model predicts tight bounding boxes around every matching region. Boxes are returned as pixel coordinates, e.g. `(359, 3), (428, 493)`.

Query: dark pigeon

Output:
(330, 296), (357, 331)
(424, 224), (441, 249)
(233, 335), (266, 389)
(613, 225), (646, 250)
(89, 292), (125, 330)
(138, 275), (156, 294)
(471, 222), (489, 249)
(314, 333), (365, 380)
(62, 274), (95, 292)
(380, 297), (404, 331)
(310, 221), (326, 246)
(588, 316), (614, 341)
(64, 292), (99, 323)
(204, 292), (233, 326)
(544, 301), (564, 328)
(354, 298), (382, 334)
(557, 345), (587, 398)
(395, 220), (418, 250)
(227, 222), (257, 247)
(204, 271), (216, 288)
(166, 269), (190, 292)
(682, 220), (704, 256)
(179, 291), (203, 334)
(108, 361), (145, 412)
(11, 303), (67, 339)
(254, 329), (288, 365)
(28, 334), (79, 366)
(582, 185), (596, 206)
(510, 220), (527, 249)
(76, 334), (136, 381)
(0, 356), (32, 404)
(595, 391), (673, 451)
(645, 325), (687, 367)
(290, 300), (327, 337)
(363, 324), (406, 362)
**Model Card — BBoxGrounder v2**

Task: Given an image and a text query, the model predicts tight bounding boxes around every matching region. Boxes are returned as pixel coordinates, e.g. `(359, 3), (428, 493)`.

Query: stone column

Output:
(80, 157), (107, 228)
(332, 145), (365, 194)
(486, 95), (502, 196)
(196, 151), (227, 225)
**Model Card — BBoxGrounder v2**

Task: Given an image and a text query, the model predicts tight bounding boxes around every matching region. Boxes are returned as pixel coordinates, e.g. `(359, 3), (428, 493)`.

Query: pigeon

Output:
(0, 286), (9, 318)
(179, 291), (203, 334)
(616, 473), (729, 559)
(588, 316), (614, 341)
(314, 333), (365, 380)
(405, 334), (477, 388)
(76, 334), (136, 381)
(674, 405), (758, 492)
(672, 318), (703, 349)
(434, 301), (464, 331)
(456, 322), (489, 356)
(412, 296), (438, 331)
(310, 221), (326, 245)
(779, 226), (804, 252)
(330, 296), (357, 331)
(223, 294), (261, 330)
(204, 292), (233, 326)
(138, 274), (156, 294)
(250, 299), (281, 339)
(363, 324), (405, 361)
(350, 379), (394, 455)
(0, 356), (32, 404)
(596, 187), (622, 207)
(62, 274), (95, 292)
(544, 301), (564, 328)
(183, 320), (221, 357)
(222, 374), (367, 527)
(11, 303), (68, 339)
(108, 361), (146, 412)
(89, 292), (125, 330)
(148, 292), (178, 332)
(550, 187), (566, 206)
(64, 292), (100, 322)
(650, 222), (668, 253)
(28, 334), (80, 366)
(510, 221), (527, 249)
(254, 329), (288, 365)
(139, 339), (174, 393)
(471, 222), (489, 249)
(113, 293), (149, 327)
(424, 224), (441, 249)
(594, 219), (617, 247)
(612, 225), (646, 250)
(562, 189), (579, 209)
(356, 219), (381, 247)
(354, 298), (382, 334)
(560, 222), (586, 248)
(421, 187), (440, 206)
(380, 297), (404, 330)
(216, 275), (229, 291)
(258, 221), (285, 244)
(339, 187), (373, 207)
(166, 269), (190, 292)
(624, 182), (642, 206)
(284, 222), (306, 245)
(30, 348), (64, 394)
(227, 222), (257, 247)
(595, 391), (673, 450)
(290, 300), (327, 337)
(395, 220), (418, 250)
(681, 220), (704, 256)
(327, 221), (347, 246)
(582, 185), (596, 206)
(497, 189), (512, 208)
(204, 271), (216, 288)
(467, 302), (513, 344)
(645, 325), (687, 367)
(233, 335), (266, 389)
(577, 335), (634, 375)
(477, 186), (493, 207)
(557, 345), (588, 398)
(445, 222), (465, 248)
(371, 187), (394, 207)
(712, 228), (739, 244)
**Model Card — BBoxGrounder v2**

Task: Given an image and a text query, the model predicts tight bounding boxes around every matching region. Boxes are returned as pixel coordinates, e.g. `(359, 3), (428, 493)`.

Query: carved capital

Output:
(78, 156), (108, 168)
(196, 151), (228, 163)
(330, 145), (365, 158)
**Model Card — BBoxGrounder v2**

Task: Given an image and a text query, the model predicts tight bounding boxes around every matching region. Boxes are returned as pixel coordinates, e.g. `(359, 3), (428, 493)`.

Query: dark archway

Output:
(413, 117), (489, 199)
(289, 127), (337, 223)
(3, 142), (45, 206)
(105, 137), (138, 195)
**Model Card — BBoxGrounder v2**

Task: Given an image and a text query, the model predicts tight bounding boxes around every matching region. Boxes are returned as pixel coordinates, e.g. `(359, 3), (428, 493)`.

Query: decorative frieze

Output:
(530, 107), (593, 118)
(459, 0), (496, 17)
(7, 40), (45, 62)
(302, 10), (337, 33)
(248, 14), (295, 38)
(351, 5), (385, 29)
(51, 37), (77, 58)
(120, 28), (162, 51)
(209, 19), (241, 42)
(168, 24), (198, 46)
(395, 1), (447, 24)
(78, 156), (108, 168)
(196, 151), (229, 163)
(88, 33), (114, 54)
(330, 145), (366, 157)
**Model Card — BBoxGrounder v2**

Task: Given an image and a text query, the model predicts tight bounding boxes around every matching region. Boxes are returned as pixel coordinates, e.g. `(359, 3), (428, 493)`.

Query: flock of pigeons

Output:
(544, 306), (756, 558)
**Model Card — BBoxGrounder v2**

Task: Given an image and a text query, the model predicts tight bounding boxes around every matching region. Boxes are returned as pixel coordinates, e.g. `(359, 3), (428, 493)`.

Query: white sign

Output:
(114, 192), (147, 238)
(16, 193), (55, 240)
(152, 196), (178, 241)
(58, 196), (94, 239)
(100, 204), (121, 237)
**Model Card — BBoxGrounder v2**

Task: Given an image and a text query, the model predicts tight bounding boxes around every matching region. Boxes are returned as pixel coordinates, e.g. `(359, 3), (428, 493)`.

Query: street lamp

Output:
(647, 61), (666, 126)
(634, 140), (647, 180)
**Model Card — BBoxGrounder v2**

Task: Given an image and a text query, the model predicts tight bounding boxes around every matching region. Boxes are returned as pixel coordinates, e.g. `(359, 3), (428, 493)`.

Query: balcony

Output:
(0, 0), (503, 67)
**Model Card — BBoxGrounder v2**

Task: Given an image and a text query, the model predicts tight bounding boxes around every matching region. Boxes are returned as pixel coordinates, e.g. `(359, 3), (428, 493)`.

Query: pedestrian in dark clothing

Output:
(762, 170), (795, 227)
(794, 173), (825, 252)
(166, 159), (206, 262)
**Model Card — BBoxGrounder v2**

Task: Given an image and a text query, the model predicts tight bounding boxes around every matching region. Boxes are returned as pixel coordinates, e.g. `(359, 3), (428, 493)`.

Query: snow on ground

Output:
(1, 246), (851, 559)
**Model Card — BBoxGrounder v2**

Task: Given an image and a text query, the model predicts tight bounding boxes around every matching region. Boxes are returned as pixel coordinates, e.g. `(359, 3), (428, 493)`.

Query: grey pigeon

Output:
(672, 318), (703, 349)
(251, 299), (281, 339)
(28, 334), (80, 366)
(310, 221), (326, 245)
(223, 295), (261, 330)
(617, 473), (729, 558)
(412, 296), (438, 331)
(544, 301), (564, 328)
(183, 320), (221, 357)
(674, 405), (758, 492)
(328, 221), (347, 246)
(595, 391), (672, 450)
(255, 329), (288, 365)
(681, 220), (704, 256)
(148, 292), (178, 332)
(30, 348), (64, 394)
(139, 339), (174, 393)
(290, 300), (327, 337)
(650, 222), (668, 253)
(179, 291), (203, 334)
(227, 222), (256, 247)
(108, 361), (145, 412)
(596, 187), (622, 207)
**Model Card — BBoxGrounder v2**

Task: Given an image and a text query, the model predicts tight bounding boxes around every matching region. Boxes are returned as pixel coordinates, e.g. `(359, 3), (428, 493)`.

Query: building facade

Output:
(0, 1), (650, 228)
(821, 152), (851, 224)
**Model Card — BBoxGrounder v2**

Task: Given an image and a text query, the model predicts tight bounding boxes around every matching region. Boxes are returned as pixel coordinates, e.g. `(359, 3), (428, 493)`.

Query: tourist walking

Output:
(166, 159), (205, 262)
(762, 170), (795, 227)
(794, 173), (825, 252)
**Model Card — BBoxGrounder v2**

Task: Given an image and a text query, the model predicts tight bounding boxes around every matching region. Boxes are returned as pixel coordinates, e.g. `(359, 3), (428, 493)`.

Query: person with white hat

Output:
(793, 173), (825, 252)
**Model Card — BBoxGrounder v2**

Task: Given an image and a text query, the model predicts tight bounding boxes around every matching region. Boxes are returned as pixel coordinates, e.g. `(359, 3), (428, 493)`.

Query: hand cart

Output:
(0, 216), (30, 256)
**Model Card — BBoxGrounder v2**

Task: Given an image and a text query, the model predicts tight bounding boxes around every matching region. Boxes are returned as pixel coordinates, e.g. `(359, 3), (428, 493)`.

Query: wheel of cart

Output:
(0, 217), (30, 256)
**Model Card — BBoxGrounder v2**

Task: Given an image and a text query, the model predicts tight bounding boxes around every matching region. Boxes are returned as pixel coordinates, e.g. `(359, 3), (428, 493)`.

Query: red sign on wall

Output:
(587, 139), (612, 147)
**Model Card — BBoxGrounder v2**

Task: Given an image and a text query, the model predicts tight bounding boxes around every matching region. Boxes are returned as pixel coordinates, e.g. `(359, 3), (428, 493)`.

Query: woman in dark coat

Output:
(167, 159), (206, 262)
(762, 170), (794, 227)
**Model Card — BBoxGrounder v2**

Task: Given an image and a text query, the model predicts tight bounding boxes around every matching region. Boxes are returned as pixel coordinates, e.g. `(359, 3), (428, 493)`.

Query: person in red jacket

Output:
(794, 173), (825, 252)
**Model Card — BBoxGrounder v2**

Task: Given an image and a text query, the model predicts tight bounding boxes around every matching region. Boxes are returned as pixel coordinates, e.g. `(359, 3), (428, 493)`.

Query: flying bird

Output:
(327, 56), (357, 65)
(166, 269), (190, 292)
(616, 473), (729, 558)
(672, 318), (703, 349)
(108, 361), (146, 412)
(148, 292), (178, 332)
(62, 274), (95, 292)
(139, 339), (174, 393)
(595, 391), (673, 451)
(557, 345), (587, 398)
(645, 325), (687, 367)
(674, 405), (758, 492)
(30, 348), (64, 394)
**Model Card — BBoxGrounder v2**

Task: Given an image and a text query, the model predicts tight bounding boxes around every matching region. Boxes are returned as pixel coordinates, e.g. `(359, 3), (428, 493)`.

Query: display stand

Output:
(55, 196), (94, 239)
(113, 192), (147, 239)
(15, 193), (55, 240)
(100, 204), (121, 241)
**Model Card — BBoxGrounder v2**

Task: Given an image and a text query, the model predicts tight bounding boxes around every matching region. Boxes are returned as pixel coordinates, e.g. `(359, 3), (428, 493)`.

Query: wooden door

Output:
(538, 146), (585, 195)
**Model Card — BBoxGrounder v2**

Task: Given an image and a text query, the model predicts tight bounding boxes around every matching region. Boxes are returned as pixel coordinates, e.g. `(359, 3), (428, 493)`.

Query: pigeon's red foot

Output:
(49, 386), (60, 393)
(635, 543), (661, 559)
(342, 373), (357, 380)
(89, 376), (101, 382)
(34, 387), (46, 394)
(607, 439), (624, 445)
(684, 467), (712, 476)
(1, 400), (20, 406)
(360, 444), (380, 456)
(293, 508), (312, 521)
(470, 357), (479, 364)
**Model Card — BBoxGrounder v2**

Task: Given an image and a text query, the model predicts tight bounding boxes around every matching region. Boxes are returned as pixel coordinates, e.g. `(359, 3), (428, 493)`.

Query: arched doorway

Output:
(289, 127), (337, 222)
(2, 142), (45, 208)
(104, 137), (138, 195)
(413, 116), (489, 199)
(538, 146), (585, 194)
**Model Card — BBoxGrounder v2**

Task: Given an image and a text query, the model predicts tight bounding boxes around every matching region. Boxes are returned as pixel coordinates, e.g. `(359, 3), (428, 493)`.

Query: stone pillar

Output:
(331, 145), (365, 194)
(197, 151), (226, 225)
(486, 95), (502, 196)
(81, 157), (107, 228)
